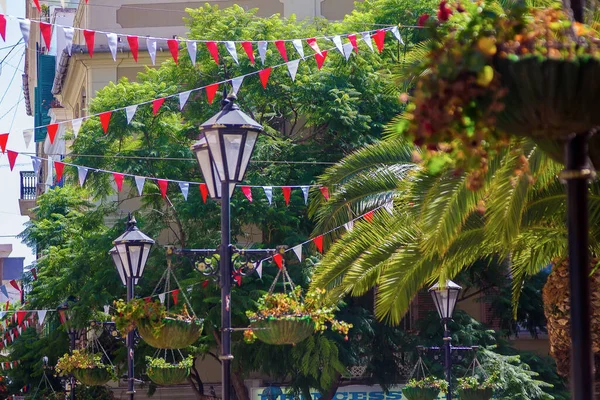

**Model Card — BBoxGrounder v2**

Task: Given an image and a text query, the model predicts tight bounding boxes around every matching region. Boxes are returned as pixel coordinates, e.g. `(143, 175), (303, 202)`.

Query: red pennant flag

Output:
(40, 22), (52, 49)
(206, 83), (219, 105)
(373, 29), (386, 53)
(127, 36), (139, 62)
(273, 253), (283, 269)
(167, 39), (179, 64)
(315, 50), (328, 70)
(83, 30), (96, 58)
(314, 235), (324, 253)
(259, 68), (271, 89)
(282, 187), (291, 206)
(241, 41), (255, 65)
(202, 279), (209, 288)
(0, 133), (7, 153)
(241, 186), (252, 202)
(320, 186), (330, 200)
(54, 161), (65, 183)
(31, 268), (37, 280)
(172, 289), (179, 305)
(58, 310), (66, 324)
(152, 98), (165, 115)
(306, 37), (321, 54)
(143, 297), (151, 303)
(157, 179), (168, 198)
(348, 34), (358, 53)
(33, 0), (41, 12)
(99, 111), (112, 133)
(199, 184), (208, 203)
(234, 273), (242, 287)
(206, 41), (219, 65)
(364, 210), (374, 223)
(5, 301), (8, 311)
(7, 150), (17, 171)
(113, 173), (124, 192)
(0, 15), (7, 42)
(274, 40), (288, 62)
(47, 123), (59, 144)
(9, 280), (19, 292)
(13, 328), (18, 339)
(17, 311), (26, 326)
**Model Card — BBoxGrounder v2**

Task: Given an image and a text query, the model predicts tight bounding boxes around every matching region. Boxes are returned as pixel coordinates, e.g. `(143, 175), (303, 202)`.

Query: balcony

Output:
(18, 171), (37, 218)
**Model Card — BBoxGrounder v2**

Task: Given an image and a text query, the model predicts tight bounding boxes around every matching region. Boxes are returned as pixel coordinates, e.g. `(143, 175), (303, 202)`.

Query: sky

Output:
(0, 1), (36, 267)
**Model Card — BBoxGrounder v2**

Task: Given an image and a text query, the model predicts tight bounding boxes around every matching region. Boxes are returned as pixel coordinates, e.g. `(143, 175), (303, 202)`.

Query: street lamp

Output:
(191, 93), (263, 400)
(429, 280), (462, 400)
(57, 297), (79, 400)
(111, 216), (154, 400)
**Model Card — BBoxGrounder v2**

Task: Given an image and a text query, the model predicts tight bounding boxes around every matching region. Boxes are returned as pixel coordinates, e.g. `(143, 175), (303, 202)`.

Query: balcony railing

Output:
(20, 171), (37, 200)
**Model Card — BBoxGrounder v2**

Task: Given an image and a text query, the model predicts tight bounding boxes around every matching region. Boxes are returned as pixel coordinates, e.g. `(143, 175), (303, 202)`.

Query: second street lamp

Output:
(191, 93), (263, 400)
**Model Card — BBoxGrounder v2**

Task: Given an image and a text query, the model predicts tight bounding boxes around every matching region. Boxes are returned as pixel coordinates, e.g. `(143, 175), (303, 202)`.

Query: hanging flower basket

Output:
(56, 350), (115, 386)
(138, 317), (203, 349)
(456, 375), (499, 400)
(401, 387), (441, 400)
(146, 355), (193, 385)
(456, 387), (494, 400)
(249, 316), (316, 345)
(73, 367), (112, 386)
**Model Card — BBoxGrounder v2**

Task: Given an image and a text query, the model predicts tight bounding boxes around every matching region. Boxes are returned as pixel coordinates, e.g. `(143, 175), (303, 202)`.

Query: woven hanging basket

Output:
(250, 317), (315, 345)
(457, 388), (494, 400)
(138, 318), (203, 349)
(73, 367), (112, 386)
(494, 57), (600, 140)
(147, 366), (191, 385)
(401, 387), (440, 400)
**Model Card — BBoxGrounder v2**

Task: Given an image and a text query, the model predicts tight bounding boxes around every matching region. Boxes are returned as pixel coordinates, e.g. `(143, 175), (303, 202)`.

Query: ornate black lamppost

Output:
(57, 298), (79, 400)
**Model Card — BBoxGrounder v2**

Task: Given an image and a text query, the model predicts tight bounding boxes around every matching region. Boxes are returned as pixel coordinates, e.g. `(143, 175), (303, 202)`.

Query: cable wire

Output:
(0, 52), (24, 109)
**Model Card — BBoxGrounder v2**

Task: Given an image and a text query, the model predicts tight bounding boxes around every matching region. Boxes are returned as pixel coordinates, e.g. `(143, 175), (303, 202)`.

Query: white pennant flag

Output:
(0, 312), (4, 319)
(107, 33), (118, 61)
(343, 43), (353, 61)
(23, 129), (33, 149)
(31, 156), (41, 175)
(17, 326), (21, 334)
(71, 118), (83, 137)
(292, 245), (303, 262)
(384, 201), (394, 215)
(292, 39), (304, 58)
(179, 182), (190, 200)
(9, 333), (13, 342)
(332, 35), (344, 55)
(135, 176), (146, 196)
(37, 310), (47, 325)
(287, 60), (300, 82)
(62, 27), (74, 56)
(301, 186), (309, 205)
(224, 41), (238, 64)
(258, 41), (268, 65)
(362, 32), (374, 52)
(103, 305), (110, 314)
(391, 26), (404, 44)
(77, 167), (88, 187)
(0, 0), (5, 13)
(158, 293), (166, 304)
(263, 186), (273, 205)
(255, 260), (263, 279)
(187, 41), (197, 66)
(19, 19), (31, 47)
(147, 37), (157, 65)
(231, 76), (244, 95)
(179, 91), (191, 110)
(60, 0), (65, 6)
(125, 105), (138, 124)
(344, 220), (354, 232)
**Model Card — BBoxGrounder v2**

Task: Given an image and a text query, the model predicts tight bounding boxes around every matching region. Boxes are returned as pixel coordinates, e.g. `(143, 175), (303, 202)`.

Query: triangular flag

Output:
(31, 156), (41, 175)
(179, 91), (191, 110)
(202, 280), (209, 288)
(206, 41), (219, 64)
(0, 1), (4, 13)
(125, 105), (137, 124)
(391, 26), (404, 44)
(158, 293), (165, 304)
(147, 37), (157, 65)
(172, 289), (179, 305)
(241, 186), (252, 202)
(315, 50), (328, 70)
(77, 166), (88, 187)
(167, 39), (179, 64)
(157, 179), (168, 198)
(233, 272), (242, 287)
(47, 123), (58, 144)
(113, 173), (124, 192)
(287, 60), (300, 81)
(292, 245), (302, 262)
(364, 210), (374, 223)
(373, 29), (386, 53)
(274, 40), (288, 62)
(7, 151), (17, 171)
(54, 161), (65, 183)
(152, 98), (165, 115)
(0, 285), (5, 299)
(33, 0), (41, 12)
(23, 129), (33, 148)
(259, 68), (271, 89)
(31, 268), (37, 280)
(344, 220), (354, 232)
(127, 36), (139, 62)
(40, 22), (52, 49)
(179, 182), (189, 200)
(62, 27), (74, 56)
(342, 43), (353, 61)
(241, 41), (254, 65)
(320, 186), (330, 200)
(83, 30), (95, 57)
(71, 118), (83, 138)
(231, 76), (244, 95)
(332, 35), (344, 55)
(258, 41), (267, 64)
(292, 39), (304, 58)
(19, 19), (30, 47)
(224, 41), (238, 64)
(282, 186), (291, 206)
(348, 34), (358, 53)
(255, 260), (263, 279)
(206, 83), (219, 105)
(384, 201), (394, 215)
(199, 184), (208, 203)
(187, 41), (197, 65)
(135, 176), (145, 196)
(306, 37), (321, 54)
(273, 253), (283, 269)
(103, 305), (110, 314)
(143, 297), (151, 303)
(314, 235), (324, 253)
(301, 186), (309, 204)
(263, 186), (273, 205)
(362, 32), (374, 52)
(9, 280), (19, 292)
(0, 133), (7, 153)
(106, 33), (118, 61)
(16, 311), (26, 326)
(0, 15), (6, 42)
(99, 111), (111, 133)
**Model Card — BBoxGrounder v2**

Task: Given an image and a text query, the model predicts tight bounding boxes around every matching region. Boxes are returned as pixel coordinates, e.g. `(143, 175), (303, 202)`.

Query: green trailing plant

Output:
(404, 376), (448, 392)
(55, 350), (116, 381)
(145, 355), (194, 369)
(456, 374), (500, 391)
(113, 299), (199, 336)
(146, 356), (194, 385)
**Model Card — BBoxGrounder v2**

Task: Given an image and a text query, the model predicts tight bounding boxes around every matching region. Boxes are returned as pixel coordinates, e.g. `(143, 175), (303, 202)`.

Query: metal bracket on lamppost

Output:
(417, 345), (479, 364)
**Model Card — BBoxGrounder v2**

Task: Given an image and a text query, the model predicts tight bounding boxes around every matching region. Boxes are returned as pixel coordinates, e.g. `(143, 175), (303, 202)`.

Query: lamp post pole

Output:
(443, 321), (452, 400)
(126, 276), (135, 400)
(220, 181), (233, 400)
